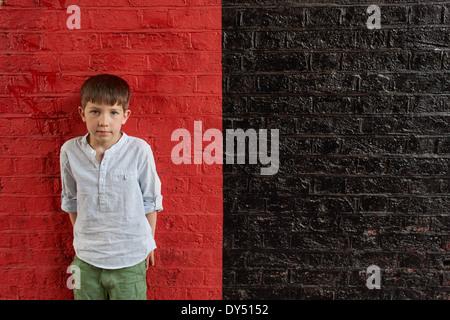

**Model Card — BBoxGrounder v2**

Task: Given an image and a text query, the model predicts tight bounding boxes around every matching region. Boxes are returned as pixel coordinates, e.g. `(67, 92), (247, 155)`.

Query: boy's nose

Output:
(98, 114), (109, 126)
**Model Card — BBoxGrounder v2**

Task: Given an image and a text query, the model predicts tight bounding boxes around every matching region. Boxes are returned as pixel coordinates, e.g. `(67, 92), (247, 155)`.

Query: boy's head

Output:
(79, 74), (132, 148)
(80, 74), (130, 111)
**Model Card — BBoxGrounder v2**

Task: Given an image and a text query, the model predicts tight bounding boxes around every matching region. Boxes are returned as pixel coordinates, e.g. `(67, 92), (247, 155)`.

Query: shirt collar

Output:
(81, 131), (128, 154)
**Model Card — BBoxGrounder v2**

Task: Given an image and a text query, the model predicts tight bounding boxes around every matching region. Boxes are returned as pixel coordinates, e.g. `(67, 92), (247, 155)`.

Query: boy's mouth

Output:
(97, 130), (111, 135)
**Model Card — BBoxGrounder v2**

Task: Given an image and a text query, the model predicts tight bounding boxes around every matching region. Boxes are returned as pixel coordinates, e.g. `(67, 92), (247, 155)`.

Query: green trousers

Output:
(70, 255), (147, 300)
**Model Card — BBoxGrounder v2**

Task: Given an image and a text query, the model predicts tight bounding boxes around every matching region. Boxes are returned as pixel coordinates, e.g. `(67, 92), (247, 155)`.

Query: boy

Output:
(60, 74), (163, 300)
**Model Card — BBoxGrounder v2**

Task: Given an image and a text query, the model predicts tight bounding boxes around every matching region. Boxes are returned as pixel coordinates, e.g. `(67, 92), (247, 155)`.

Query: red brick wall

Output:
(0, 0), (222, 299)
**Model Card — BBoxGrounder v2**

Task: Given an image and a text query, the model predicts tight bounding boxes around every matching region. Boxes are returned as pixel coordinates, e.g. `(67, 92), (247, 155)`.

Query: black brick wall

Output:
(222, 1), (450, 299)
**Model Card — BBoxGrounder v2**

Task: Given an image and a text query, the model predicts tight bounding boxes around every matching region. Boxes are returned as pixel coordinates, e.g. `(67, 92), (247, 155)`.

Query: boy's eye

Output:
(90, 110), (99, 114)
(111, 111), (119, 116)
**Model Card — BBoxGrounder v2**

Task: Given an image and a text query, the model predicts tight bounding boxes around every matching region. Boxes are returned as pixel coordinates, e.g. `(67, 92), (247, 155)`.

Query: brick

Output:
(196, 74), (222, 94)
(0, 158), (14, 176)
(1, 177), (60, 195)
(13, 157), (46, 175)
(1, 97), (62, 115)
(0, 137), (61, 156)
(59, 54), (90, 71)
(40, 75), (85, 94)
(86, 9), (142, 30)
(381, 5), (410, 26)
(306, 6), (343, 28)
(0, 54), (59, 73)
(158, 231), (204, 249)
(90, 53), (148, 72)
(41, 33), (102, 52)
(128, 32), (192, 51)
(2, 0), (39, 8)
(9, 33), (42, 51)
(393, 73), (450, 94)
(410, 4), (444, 25)
(243, 52), (308, 73)
(100, 33), (130, 51)
(191, 31), (221, 51)
(139, 9), (170, 29)
(8, 117), (70, 136)
(0, 9), (61, 31)
(342, 51), (409, 72)
(168, 8), (221, 30)
(201, 195), (223, 213)
(173, 52), (222, 73)
(380, 234), (443, 251)
(224, 31), (254, 51)
(389, 27), (450, 50)
(136, 75), (196, 94)
(0, 33), (10, 51)
(410, 51), (444, 71)
(286, 30), (354, 50)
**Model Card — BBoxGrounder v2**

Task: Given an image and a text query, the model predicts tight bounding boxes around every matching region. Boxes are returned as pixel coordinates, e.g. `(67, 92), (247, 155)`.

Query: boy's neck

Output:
(87, 132), (123, 163)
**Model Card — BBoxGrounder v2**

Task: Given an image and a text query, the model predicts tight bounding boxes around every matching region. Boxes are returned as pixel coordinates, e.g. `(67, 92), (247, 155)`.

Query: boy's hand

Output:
(146, 250), (155, 270)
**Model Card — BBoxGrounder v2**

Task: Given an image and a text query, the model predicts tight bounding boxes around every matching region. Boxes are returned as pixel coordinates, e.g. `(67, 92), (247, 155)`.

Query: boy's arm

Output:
(146, 210), (157, 238)
(69, 212), (77, 226)
(138, 142), (162, 269)
(145, 210), (157, 268)
(60, 145), (78, 219)
(138, 143), (163, 214)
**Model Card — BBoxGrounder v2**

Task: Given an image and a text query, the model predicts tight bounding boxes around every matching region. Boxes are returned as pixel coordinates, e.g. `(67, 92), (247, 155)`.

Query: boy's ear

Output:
(78, 106), (86, 122)
(122, 109), (131, 125)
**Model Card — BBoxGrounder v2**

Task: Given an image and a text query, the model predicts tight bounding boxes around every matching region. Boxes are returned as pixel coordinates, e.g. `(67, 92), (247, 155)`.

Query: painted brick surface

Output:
(0, 0), (222, 299)
(222, 1), (449, 299)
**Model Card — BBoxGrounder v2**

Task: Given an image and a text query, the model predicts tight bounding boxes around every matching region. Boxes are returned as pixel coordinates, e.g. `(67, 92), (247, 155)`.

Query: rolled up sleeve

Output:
(60, 146), (77, 213)
(138, 143), (163, 213)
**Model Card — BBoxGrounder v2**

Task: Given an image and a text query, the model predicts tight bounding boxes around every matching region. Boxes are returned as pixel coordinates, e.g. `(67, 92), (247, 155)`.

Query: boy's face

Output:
(79, 102), (131, 148)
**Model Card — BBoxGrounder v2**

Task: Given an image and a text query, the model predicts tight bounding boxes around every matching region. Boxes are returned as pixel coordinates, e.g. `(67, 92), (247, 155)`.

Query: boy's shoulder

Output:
(126, 134), (153, 151)
(60, 136), (84, 153)
(127, 136), (153, 159)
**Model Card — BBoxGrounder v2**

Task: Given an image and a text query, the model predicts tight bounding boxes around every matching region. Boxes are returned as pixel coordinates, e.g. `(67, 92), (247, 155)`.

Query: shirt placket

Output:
(98, 154), (109, 212)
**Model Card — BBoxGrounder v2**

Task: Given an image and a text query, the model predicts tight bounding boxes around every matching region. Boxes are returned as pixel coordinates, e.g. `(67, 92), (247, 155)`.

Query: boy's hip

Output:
(69, 255), (147, 300)
(71, 255), (146, 277)
(73, 226), (155, 269)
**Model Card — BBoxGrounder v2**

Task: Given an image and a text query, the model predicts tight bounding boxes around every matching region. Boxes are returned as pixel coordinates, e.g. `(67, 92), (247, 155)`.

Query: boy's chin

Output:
(90, 131), (122, 143)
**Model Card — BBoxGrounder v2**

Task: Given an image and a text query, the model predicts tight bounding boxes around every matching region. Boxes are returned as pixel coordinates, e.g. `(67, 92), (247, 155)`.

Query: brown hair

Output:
(80, 74), (130, 111)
